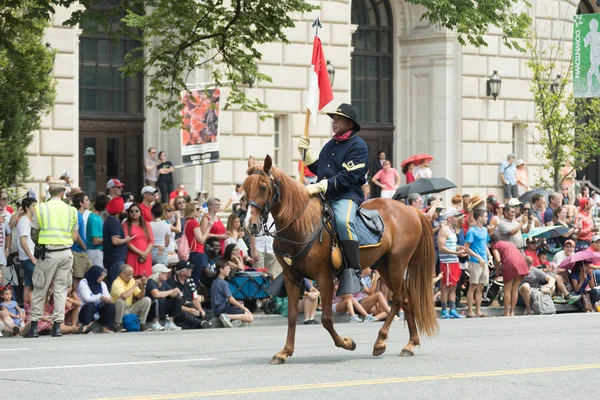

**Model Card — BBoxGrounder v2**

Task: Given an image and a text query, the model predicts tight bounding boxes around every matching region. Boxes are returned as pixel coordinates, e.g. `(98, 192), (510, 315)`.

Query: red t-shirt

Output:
(297, 161), (315, 178)
(170, 190), (189, 200)
(184, 219), (204, 253)
(524, 248), (541, 267)
(406, 171), (415, 184)
(139, 203), (153, 223)
(208, 216), (227, 255)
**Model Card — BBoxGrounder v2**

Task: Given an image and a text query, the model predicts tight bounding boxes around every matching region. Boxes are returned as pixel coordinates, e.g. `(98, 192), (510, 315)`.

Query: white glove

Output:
(297, 137), (317, 165)
(306, 179), (328, 196)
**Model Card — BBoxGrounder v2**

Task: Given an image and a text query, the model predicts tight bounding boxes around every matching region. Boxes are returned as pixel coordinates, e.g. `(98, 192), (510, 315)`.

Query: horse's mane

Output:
(246, 164), (321, 234)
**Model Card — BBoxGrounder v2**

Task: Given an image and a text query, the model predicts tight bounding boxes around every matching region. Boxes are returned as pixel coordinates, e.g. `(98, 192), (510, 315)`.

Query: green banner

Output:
(573, 13), (600, 98)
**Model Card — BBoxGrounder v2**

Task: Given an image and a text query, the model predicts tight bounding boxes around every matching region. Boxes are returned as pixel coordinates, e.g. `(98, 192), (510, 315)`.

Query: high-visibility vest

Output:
(36, 200), (78, 245)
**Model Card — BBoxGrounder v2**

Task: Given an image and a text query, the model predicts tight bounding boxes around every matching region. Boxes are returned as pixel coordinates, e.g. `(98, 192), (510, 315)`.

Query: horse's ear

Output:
(247, 155), (256, 168)
(264, 155), (272, 174)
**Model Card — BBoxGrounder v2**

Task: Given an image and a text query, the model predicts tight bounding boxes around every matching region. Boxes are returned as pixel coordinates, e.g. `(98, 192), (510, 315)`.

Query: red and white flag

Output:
(306, 36), (333, 125)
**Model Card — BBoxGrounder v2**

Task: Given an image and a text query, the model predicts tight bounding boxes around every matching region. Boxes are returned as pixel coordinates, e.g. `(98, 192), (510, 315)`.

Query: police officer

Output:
(297, 103), (369, 295)
(26, 180), (78, 338)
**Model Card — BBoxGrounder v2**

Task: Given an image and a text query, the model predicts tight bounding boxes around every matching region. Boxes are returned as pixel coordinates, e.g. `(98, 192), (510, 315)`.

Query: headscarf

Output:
(84, 265), (105, 295)
(106, 196), (125, 215)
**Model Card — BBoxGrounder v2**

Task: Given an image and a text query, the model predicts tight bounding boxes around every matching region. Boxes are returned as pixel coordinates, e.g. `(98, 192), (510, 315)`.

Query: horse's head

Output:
(242, 155), (279, 235)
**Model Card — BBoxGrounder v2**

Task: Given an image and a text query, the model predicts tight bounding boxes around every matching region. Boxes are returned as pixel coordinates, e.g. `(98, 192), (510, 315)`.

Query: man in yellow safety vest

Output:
(25, 180), (78, 338)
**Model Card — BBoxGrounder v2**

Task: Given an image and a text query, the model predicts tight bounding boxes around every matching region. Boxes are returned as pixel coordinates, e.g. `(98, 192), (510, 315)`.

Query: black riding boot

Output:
(51, 322), (62, 337)
(266, 273), (287, 298)
(336, 241), (363, 296)
(25, 321), (39, 338)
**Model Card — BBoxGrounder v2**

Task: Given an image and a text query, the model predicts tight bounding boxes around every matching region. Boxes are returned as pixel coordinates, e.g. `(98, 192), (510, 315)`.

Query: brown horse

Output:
(243, 155), (438, 364)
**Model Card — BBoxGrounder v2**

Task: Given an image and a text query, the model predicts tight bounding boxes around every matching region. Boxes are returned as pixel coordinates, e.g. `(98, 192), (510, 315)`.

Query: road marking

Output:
(95, 363), (600, 399)
(0, 348), (29, 352)
(0, 358), (216, 373)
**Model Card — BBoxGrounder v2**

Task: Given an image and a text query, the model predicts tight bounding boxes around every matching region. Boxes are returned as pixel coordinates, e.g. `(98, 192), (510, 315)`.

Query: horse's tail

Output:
(406, 211), (439, 337)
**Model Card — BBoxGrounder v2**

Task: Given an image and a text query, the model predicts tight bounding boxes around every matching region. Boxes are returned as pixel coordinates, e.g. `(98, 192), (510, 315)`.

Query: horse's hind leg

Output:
(318, 272), (356, 351)
(270, 271), (302, 365)
(372, 261), (401, 357)
(399, 293), (420, 357)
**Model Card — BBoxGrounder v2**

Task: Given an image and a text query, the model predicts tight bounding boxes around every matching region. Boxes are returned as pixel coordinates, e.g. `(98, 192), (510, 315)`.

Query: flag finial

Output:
(312, 17), (322, 36)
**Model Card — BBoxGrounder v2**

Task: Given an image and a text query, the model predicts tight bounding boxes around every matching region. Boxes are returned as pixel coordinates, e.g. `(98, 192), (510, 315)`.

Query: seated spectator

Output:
(78, 265), (116, 333)
(147, 264), (183, 331)
(356, 268), (392, 321)
(518, 257), (556, 315)
(524, 239), (541, 267)
(210, 260), (253, 328)
(569, 261), (597, 312)
(167, 261), (212, 329)
(223, 243), (247, 272)
(149, 203), (170, 266)
(537, 250), (550, 270)
(332, 282), (379, 323)
(299, 279), (320, 324)
(26, 286), (92, 335)
(0, 287), (25, 335)
(110, 264), (151, 332)
(224, 214), (251, 263)
(169, 184), (189, 204)
(544, 240), (581, 305)
(201, 237), (221, 289)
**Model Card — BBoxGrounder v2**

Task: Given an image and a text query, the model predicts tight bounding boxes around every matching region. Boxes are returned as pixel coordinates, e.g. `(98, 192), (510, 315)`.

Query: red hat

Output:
(579, 197), (589, 212)
(107, 179), (124, 189)
(106, 197), (124, 215)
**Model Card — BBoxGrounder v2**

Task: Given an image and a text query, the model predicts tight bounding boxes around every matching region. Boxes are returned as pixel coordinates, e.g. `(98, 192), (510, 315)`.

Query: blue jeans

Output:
(105, 260), (124, 291)
(189, 252), (208, 286)
(331, 199), (358, 241)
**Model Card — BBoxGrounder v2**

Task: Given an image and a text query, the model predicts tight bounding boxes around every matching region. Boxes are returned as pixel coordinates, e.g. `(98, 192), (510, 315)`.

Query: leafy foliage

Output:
(526, 37), (600, 191)
(0, 1), (56, 187)
(408, 0), (531, 50)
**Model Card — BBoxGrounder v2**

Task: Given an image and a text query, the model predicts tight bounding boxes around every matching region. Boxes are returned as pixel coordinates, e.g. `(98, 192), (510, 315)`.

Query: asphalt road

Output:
(1, 313), (599, 400)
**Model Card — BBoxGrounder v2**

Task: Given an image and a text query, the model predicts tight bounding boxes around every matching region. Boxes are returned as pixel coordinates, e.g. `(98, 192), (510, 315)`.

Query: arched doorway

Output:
(351, 0), (394, 197)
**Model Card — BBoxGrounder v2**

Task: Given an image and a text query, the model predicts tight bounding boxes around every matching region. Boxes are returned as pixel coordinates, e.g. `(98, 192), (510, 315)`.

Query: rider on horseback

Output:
(297, 103), (369, 295)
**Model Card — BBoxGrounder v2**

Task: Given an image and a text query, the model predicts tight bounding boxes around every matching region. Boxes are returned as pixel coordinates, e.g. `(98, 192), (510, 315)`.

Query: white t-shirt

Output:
(166, 220), (176, 253)
(254, 213), (275, 253)
(149, 221), (170, 247)
(414, 167), (432, 179)
(16, 216), (34, 261)
(0, 211), (12, 265)
(230, 190), (243, 204)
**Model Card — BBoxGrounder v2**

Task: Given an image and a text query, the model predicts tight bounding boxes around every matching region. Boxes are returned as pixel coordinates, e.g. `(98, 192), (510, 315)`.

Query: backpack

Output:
(531, 288), (556, 315)
(176, 220), (196, 261)
(122, 313), (140, 332)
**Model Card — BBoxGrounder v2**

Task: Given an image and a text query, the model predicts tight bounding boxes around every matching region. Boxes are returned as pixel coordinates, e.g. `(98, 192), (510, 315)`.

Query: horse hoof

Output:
(399, 349), (414, 357)
(373, 346), (386, 357)
(348, 339), (357, 351)
(270, 356), (286, 365)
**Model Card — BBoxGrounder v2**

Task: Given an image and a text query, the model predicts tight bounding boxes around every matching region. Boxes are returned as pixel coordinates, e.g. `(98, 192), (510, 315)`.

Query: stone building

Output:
(25, 0), (599, 202)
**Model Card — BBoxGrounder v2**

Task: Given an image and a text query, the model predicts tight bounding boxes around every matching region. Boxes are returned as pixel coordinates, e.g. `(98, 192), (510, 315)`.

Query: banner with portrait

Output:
(180, 87), (220, 165)
(573, 13), (600, 98)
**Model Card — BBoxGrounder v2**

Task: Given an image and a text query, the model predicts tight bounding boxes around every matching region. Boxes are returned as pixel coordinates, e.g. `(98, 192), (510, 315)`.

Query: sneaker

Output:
(349, 315), (363, 323)
(151, 321), (165, 331)
(232, 320), (243, 328)
(440, 310), (450, 319)
(113, 324), (126, 333)
(567, 294), (582, 305)
(200, 320), (212, 329)
(164, 321), (181, 331)
(553, 295), (567, 304)
(364, 314), (378, 322)
(219, 314), (233, 328)
(449, 310), (465, 319)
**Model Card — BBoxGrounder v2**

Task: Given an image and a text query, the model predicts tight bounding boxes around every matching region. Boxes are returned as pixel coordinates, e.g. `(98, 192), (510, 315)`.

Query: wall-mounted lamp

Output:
(486, 70), (502, 101)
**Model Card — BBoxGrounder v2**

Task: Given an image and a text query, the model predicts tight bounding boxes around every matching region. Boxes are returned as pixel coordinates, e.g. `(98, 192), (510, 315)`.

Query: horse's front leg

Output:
(270, 271), (301, 365)
(318, 273), (356, 351)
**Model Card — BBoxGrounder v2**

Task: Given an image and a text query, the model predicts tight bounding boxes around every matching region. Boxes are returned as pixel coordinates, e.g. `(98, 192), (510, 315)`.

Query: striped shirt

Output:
(439, 226), (459, 264)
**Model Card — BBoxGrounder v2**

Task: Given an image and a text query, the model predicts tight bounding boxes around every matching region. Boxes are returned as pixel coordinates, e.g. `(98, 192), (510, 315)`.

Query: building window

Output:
(274, 117), (281, 167)
(351, 0), (393, 126)
(512, 123), (527, 159)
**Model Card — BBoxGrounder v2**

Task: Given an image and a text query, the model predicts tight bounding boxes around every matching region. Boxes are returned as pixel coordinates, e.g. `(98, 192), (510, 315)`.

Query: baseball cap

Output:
(443, 208), (463, 218)
(486, 194), (498, 205)
(508, 198), (523, 206)
(107, 179), (124, 189)
(564, 239), (575, 247)
(48, 180), (67, 190)
(141, 186), (158, 195)
(592, 235), (600, 243)
(175, 260), (195, 271)
(152, 264), (171, 274)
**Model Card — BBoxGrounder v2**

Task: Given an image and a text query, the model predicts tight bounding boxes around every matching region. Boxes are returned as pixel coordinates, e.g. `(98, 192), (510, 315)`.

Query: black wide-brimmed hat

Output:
(326, 103), (361, 132)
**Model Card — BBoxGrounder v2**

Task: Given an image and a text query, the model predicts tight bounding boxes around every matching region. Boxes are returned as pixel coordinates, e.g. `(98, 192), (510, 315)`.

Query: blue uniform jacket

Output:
(307, 132), (369, 206)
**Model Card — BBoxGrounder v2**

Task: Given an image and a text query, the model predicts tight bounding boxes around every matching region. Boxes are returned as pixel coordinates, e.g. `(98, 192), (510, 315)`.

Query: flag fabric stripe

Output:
(306, 36), (333, 124)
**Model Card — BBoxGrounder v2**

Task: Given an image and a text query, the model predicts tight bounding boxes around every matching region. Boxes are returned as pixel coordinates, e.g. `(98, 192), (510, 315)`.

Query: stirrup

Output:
(267, 273), (287, 298)
(336, 268), (362, 296)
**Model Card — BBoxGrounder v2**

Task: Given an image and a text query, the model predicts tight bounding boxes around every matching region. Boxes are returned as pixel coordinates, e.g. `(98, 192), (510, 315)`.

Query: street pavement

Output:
(1, 313), (599, 399)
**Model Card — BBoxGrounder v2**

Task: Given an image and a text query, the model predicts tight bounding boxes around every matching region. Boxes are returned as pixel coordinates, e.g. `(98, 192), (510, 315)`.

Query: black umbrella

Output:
(393, 178), (457, 200)
(518, 188), (551, 204)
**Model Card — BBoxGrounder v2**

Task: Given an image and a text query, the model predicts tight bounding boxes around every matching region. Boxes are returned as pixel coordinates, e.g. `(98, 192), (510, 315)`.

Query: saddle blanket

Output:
(356, 208), (384, 248)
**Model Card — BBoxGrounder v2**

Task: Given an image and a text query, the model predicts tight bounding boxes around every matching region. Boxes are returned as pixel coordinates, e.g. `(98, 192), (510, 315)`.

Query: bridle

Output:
(247, 170), (281, 230)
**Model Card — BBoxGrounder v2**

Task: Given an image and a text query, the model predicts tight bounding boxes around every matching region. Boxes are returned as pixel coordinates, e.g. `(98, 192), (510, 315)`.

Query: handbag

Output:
(122, 313), (140, 332)
(176, 221), (196, 261)
(531, 288), (556, 315)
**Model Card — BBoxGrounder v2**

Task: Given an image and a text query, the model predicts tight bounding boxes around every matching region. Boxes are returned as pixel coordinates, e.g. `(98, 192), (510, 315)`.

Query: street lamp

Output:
(486, 70), (502, 100)
(551, 74), (563, 94)
(327, 60), (335, 87)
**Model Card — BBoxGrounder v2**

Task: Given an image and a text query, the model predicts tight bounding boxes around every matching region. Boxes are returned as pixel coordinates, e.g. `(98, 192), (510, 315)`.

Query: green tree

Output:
(0, 3), (56, 187)
(526, 37), (600, 191)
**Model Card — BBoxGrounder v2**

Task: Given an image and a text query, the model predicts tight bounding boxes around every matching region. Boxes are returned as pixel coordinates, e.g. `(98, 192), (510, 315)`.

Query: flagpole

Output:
(299, 109), (311, 183)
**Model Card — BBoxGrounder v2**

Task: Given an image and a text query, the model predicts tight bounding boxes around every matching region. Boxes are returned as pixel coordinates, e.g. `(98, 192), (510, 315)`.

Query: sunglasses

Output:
(129, 209), (140, 213)
(166, 209), (174, 212)
(195, 208), (202, 211)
